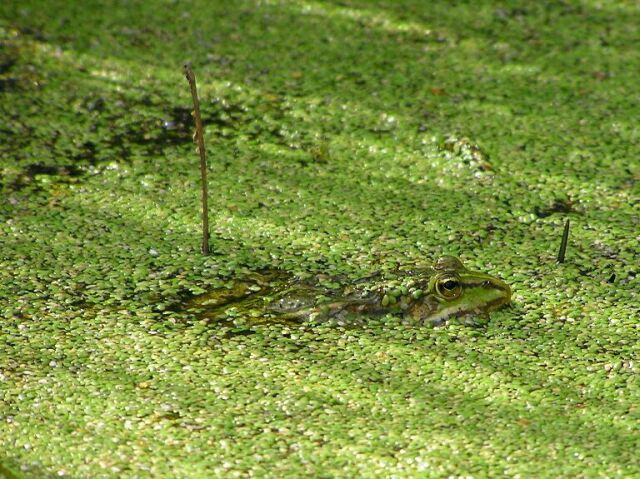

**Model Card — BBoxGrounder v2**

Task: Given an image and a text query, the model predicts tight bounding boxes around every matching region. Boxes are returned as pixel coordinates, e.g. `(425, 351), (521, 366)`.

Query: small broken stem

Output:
(557, 218), (570, 263)
(184, 63), (210, 255)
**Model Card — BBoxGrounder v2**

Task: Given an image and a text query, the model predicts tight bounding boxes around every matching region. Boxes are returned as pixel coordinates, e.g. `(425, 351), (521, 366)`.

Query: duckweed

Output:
(1, 1), (639, 478)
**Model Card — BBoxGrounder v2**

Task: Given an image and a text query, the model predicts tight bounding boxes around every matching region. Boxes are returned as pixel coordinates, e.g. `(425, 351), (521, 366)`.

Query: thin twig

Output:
(557, 218), (570, 263)
(184, 63), (210, 255)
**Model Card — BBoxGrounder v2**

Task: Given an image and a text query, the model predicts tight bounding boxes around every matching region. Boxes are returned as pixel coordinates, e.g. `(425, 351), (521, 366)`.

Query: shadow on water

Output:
(103, 98), (252, 158)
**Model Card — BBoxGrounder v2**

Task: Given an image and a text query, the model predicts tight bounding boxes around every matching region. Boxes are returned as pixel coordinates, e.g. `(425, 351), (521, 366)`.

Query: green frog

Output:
(188, 256), (511, 327)
(266, 256), (512, 326)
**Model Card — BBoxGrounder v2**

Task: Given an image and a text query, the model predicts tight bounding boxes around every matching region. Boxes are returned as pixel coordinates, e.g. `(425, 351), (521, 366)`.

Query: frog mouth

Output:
(462, 276), (512, 303)
(481, 278), (512, 308)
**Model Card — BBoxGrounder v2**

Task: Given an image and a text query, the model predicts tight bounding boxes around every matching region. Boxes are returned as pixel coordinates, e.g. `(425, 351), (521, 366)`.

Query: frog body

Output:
(265, 256), (511, 326)
(187, 256), (511, 327)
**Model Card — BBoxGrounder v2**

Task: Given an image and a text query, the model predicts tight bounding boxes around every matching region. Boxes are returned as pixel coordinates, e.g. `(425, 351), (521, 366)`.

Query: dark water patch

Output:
(208, 96), (251, 127)
(534, 198), (580, 218)
(111, 120), (180, 156)
(82, 95), (106, 113)
(0, 40), (21, 92)
(5, 163), (85, 191)
(23, 163), (84, 177)
(97, 95), (257, 159)
(0, 32), (45, 94)
(0, 76), (20, 92)
(70, 140), (99, 165)
(15, 25), (47, 42)
(0, 54), (16, 75)
(160, 106), (194, 143)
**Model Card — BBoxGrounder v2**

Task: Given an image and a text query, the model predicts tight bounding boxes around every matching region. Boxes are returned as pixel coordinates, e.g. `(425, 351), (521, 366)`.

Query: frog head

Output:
(418, 256), (512, 324)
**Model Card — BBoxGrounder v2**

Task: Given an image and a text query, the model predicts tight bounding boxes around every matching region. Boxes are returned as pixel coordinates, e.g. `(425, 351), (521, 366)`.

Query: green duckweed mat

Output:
(1, 1), (638, 477)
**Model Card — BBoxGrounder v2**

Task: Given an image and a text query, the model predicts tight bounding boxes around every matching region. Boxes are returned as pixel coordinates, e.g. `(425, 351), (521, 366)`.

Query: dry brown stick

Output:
(184, 63), (210, 255)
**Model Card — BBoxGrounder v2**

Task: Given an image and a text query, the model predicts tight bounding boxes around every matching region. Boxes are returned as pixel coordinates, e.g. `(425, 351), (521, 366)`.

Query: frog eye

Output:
(435, 276), (462, 299)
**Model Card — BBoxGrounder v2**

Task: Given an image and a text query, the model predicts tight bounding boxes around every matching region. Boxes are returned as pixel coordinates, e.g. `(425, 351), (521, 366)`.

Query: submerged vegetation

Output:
(0, 1), (638, 478)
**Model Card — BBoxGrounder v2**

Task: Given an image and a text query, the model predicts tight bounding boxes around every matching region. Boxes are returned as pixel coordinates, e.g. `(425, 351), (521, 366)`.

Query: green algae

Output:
(1, 1), (639, 478)
(0, 462), (26, 479)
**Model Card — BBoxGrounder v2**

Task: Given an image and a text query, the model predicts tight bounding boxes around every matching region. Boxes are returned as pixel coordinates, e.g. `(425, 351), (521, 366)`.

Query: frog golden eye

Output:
(436, 277), (462, 299)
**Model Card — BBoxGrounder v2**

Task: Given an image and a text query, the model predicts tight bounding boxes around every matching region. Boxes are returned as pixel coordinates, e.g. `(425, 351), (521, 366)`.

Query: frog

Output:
(187, 256), (511, 327)
(266, 256), (511, 326)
